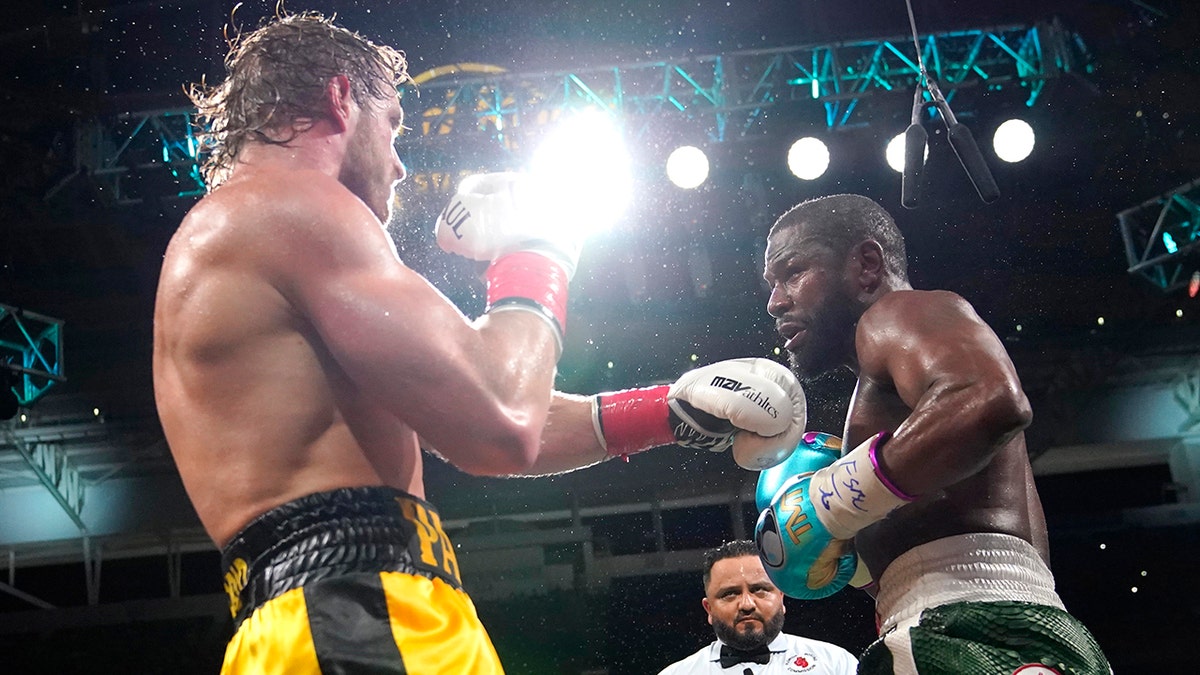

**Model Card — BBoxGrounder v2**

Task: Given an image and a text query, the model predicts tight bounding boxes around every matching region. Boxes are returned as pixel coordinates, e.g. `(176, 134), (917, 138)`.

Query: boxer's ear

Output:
(846, 239), (885, 302)
(325, 74), (354, 133)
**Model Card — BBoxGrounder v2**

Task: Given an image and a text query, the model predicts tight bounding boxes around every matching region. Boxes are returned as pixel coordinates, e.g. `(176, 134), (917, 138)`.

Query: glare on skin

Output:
(702, 555), (786, 650)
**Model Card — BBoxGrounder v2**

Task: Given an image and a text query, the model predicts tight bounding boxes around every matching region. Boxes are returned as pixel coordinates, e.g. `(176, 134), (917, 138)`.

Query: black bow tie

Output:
(718, 644), (772, 669)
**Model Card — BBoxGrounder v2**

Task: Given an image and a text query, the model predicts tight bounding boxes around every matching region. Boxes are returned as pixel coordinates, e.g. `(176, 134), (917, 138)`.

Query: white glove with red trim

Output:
(435, 172), (582, 279)
(592, 358), (807, 470)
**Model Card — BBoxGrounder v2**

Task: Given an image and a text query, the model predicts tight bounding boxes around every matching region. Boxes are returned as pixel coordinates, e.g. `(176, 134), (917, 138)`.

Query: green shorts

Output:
(859, 600), (1111, 675)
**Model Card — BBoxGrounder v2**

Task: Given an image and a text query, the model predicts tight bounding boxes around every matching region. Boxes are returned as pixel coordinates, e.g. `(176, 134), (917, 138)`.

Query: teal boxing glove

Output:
(754, 463), (857, 600)
(754, 431), (843, 511)
(754, 431), (914, 599)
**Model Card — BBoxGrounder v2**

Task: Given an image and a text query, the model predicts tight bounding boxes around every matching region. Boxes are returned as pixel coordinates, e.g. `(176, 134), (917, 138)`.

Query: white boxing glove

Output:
(671, 358), (806, 470)
(435, 172), (583, 279)
(592, 357), (806, 470)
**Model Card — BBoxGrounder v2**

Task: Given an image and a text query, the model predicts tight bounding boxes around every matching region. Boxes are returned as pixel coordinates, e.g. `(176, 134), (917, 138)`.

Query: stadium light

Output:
(665, 145), (710, 189)
(885, 131), (927, 173)
(528, 108), (633, 235)
(993, 118), (1035, 163)
(786, 137), (830, 180)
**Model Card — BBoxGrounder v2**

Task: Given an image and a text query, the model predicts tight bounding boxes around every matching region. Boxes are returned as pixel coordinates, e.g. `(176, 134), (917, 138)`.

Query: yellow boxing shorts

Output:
(218, 486), (504, 674)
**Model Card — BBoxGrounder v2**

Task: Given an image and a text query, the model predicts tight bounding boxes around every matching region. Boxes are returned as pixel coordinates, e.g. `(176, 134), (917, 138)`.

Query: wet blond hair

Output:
(188, 10), (409, 187)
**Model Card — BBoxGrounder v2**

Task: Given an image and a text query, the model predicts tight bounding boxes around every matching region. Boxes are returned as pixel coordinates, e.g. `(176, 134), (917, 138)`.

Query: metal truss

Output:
(0, 428), (95, 607)
(1119, 177), (1200, 294)
(0, 303), (65, 407)
(45, 110), (207, 206)
(57, 20), (1088, 205)
(401, 20), (1087, 146)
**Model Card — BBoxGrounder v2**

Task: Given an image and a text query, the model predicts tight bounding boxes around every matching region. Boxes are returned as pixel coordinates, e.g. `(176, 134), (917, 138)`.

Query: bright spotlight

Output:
(885, 132), (927, 173)
(787, 137), (829, 180)
(528, 109), (633, 236)
(993, 119), (1035, 163)
(666, 145), (709, 189)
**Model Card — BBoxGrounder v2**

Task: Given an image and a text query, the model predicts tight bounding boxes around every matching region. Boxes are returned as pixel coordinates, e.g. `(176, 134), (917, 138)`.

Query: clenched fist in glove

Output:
(754, 431), (913, 599)
(590, 357), (807, 470)
(435, 171), (583, 279)
(436, 172), (586, 355)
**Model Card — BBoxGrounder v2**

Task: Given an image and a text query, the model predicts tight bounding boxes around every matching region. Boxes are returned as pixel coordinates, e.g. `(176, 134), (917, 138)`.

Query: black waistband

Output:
(219, 486), (463, 626)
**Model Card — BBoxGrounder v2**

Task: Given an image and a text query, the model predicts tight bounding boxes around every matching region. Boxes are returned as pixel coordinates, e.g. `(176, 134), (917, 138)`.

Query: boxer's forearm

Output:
(517, 391), (609, 476)
(514, 357), (808, 476)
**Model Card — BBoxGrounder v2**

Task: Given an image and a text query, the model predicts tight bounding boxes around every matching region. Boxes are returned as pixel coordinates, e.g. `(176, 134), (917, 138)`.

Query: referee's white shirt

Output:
(656, 632), (858, 675)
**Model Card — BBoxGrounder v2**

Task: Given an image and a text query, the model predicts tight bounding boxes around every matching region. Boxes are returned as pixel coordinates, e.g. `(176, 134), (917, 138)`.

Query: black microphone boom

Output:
(901, 122), (927, 209)
(901, 83), (927, 209)
(905, 78), (1001, 206)
(901, 1), (999, 206)
(947, 122), (1000, 203)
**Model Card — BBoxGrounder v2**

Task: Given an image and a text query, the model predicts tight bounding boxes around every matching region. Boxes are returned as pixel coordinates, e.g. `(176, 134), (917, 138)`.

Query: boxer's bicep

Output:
(857, 292), (1030, 493)
(268, 188), (558, 473)
(859, 291), (1003, 411)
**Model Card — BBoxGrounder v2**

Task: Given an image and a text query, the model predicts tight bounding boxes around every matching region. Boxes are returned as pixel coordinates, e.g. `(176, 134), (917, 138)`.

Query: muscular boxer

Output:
(153, 12), (804, 674)
(755, 195), (1111, 674)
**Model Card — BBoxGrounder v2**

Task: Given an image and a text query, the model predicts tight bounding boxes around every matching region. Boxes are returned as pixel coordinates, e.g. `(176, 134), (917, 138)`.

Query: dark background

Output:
(3, 0), (1200, 673)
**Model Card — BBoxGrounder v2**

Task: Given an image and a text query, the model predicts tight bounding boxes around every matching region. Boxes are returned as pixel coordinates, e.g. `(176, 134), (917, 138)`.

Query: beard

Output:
(340, 125), (396, 224)
(787, 291), (858, 383)
(375, 190), (397, 228)
(712, 609), (785, 651)
(342, 163), (395, 224)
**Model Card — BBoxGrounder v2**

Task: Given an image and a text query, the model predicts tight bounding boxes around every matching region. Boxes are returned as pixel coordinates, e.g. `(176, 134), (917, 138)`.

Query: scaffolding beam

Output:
(1119, 177), (1200, 294)
(56, 20), (1089, 205)
(3, 433), (89, 534)
(0, 304), (66, 407)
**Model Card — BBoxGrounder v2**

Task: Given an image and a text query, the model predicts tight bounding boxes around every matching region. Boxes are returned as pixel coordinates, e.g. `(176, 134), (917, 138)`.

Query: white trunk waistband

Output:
(874, 532), (1065, 634)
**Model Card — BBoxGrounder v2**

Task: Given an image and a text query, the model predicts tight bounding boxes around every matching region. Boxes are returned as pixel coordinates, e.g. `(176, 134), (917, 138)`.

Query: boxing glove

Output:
(755, 470), (859, 600)
(754, 432), (913, 599)
(435, 171), (582, 279)
(436, 172), (583, 354)
(592, 357), (806, 469)
(755, 431), (843, 511)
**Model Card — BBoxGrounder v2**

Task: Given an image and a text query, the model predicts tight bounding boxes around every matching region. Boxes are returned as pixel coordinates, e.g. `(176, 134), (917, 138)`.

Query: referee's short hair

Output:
(701, 540), (760, 591)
